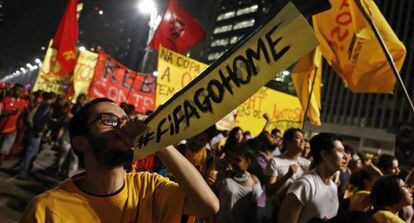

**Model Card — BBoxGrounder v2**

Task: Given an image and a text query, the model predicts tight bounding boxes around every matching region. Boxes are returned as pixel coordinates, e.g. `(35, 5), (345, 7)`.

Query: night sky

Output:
(0, 0), (204, 80)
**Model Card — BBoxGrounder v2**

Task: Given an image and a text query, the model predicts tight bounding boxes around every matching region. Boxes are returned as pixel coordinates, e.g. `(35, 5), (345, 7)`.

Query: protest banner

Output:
(72, 50), (97, 101)
(156, 46), (208, 107)
(235, 87), (303, 135)
(157, 46), (235, 130)
(133, 2), (319, 160)
(33, 41), (72, 95)
(88, 50), (156, 113)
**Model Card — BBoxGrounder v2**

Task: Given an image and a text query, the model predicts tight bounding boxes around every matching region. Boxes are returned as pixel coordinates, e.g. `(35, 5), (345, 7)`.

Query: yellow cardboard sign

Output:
(133, 3), (318, 160)
(72, 50), (98, 101)
(33, 41), (71, 95)
(235, 87), (303, 135)
(156, 46), (208, 107)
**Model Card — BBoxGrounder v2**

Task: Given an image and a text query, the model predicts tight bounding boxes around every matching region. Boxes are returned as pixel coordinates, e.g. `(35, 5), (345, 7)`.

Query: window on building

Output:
(233, 19), (255, 30)
(230, 36), (242, 44)
(236, 4), (258, 16)
(208, 51), (225, 61)
(217, 11), (236, 21)
(211, 38), (229, 47)
(213, 24), (233, 34)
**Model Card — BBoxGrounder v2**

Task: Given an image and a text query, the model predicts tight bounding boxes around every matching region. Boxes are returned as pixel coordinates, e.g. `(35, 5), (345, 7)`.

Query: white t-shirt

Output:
(264, 156), (310, 218)
(217, 176), (263, 223)
(287, 169), (339, 223)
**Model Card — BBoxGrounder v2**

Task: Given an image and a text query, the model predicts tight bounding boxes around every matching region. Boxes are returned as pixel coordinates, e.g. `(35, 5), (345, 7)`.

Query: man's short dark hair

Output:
(310, 132), (342, 165)
(12, 83), (24, 90)
(282, 128), (303, 148)
(43, 91), (57, 100)
(271, 128), (281, 135)
(69, 98), (115, 162)
(377, 154), (397, 173)
(370, 175), (403, 209)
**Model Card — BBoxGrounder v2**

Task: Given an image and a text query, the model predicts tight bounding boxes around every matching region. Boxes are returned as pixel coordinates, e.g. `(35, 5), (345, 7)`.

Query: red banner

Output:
(88, 50), (156, 113)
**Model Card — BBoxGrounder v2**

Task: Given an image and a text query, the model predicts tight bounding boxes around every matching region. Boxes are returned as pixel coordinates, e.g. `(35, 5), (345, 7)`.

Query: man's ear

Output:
(320, 150), (329, 161)
(72, 136), (88, 153)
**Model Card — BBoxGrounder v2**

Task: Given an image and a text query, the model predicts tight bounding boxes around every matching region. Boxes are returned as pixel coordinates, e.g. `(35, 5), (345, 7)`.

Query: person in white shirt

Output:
(217, 143), (262, 223)
(278, 132), (348, 223)
(264, 128), (311, 220)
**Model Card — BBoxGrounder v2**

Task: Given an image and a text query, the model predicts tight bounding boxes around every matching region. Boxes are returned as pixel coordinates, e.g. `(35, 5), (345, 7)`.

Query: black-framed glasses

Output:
(87, 113), (130, 128)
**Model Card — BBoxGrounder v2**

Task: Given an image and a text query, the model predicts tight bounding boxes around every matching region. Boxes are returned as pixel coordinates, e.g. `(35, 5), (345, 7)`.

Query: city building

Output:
(0, 0), (4, 25)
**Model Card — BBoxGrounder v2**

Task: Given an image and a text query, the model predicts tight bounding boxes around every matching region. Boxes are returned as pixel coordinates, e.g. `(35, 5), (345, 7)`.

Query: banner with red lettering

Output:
(88, 50), (156, 113)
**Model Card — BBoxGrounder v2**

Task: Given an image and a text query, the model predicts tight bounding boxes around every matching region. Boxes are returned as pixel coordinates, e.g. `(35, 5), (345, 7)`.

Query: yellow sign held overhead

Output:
(235, 87), (303, 135)
(133, 2), (319, 160)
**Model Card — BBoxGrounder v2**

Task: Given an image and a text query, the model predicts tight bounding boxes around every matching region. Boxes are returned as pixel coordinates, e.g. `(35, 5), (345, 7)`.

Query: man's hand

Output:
(263, 113), (270, 122)
(206, 170), (217, 186)
(287, 164), (298, 177)
(116, 117), (148, 148)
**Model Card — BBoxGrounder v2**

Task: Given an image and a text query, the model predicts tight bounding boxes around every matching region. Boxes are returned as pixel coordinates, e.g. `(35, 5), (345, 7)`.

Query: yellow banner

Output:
(133, 3), (318, 160)
(235, 87), (303, 135)
(72, 50), (98, 101)
(33, 41), (72, 95)
(156, 46), (208, 107)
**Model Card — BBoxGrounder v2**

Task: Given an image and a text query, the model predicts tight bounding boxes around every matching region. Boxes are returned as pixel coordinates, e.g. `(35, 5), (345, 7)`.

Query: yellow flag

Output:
(33, 40), (72, 95)
(291, 47), (322, 126)
(313, 0), (406, 93)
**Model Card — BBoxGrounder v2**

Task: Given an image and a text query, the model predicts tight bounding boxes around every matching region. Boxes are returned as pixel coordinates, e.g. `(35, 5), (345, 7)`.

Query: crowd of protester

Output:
(0, 83), (413, 223)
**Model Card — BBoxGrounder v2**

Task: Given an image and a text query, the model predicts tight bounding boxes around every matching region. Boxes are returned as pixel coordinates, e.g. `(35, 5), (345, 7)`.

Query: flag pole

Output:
(127, 9), (159, 100)
(355, 0), (414, 115)
(301, 67), (319, 130)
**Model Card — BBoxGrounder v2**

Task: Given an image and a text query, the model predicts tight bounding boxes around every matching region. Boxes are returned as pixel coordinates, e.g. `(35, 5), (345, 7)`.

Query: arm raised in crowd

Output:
(266, 164), (298, 196)
(157, 146), (220, 217)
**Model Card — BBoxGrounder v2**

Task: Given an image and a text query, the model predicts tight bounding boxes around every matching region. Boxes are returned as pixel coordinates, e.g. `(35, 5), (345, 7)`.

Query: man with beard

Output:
(20, 98), (219, 223)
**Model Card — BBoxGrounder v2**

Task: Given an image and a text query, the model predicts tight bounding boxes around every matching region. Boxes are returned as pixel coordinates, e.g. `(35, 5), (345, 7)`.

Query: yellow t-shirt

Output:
(373, 210), (405, 223)
(20, 172), (186, 223)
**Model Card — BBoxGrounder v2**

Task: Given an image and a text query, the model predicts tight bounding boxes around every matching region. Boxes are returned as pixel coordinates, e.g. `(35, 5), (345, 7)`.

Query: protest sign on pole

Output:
(32, 41), (72, 95)
(72, 50), (97, 101)
(132, 2), (319, 160)
(88, 50), (156, 113)
(235, 87), (303, 135)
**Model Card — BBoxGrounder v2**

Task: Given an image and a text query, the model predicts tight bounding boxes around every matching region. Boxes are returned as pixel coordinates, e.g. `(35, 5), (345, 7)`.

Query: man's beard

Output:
(87, 133), (133, 168)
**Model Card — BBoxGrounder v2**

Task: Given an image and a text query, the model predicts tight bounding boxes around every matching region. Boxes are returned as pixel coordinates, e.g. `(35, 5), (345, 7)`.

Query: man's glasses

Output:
(87, 113), (130, 128)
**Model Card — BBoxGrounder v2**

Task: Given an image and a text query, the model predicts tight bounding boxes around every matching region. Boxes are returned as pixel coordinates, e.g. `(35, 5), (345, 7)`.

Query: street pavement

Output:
(0, 147), (63, 223)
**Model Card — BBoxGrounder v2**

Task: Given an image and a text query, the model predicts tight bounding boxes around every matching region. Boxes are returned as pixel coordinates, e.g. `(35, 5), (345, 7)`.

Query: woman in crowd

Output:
(370, 175), (413, 223)
(216, 143), (262, 223)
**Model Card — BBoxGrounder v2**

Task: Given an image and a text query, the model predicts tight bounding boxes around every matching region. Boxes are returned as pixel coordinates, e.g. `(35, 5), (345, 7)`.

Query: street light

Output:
(136, 0), (161, 72)
(137, 0), (157, 15)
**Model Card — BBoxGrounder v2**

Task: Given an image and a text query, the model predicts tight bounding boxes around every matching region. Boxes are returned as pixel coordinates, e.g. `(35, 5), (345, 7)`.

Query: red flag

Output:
(52, 0), (79, 74)
(149, 0), (206, 53)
